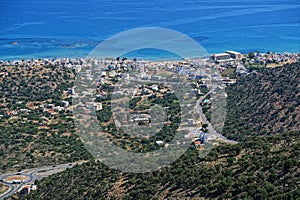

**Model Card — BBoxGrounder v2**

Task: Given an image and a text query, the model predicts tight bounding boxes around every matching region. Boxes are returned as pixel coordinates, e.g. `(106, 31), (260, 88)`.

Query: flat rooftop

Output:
(211, 53), (230, 57)
(226, 50), (242, 55)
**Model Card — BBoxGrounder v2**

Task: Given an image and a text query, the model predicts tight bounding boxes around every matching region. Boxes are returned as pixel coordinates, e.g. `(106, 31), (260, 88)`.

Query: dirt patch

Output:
(61, 132), (72, 137)
(26, 102), (35, 109)
(4, 175), (30, 182)
(0, 183), (9, 195)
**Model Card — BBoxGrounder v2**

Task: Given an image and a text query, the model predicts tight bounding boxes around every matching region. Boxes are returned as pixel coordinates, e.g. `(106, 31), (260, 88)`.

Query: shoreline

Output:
(1, 38), (299, 62)
(0, 51), (299, 63)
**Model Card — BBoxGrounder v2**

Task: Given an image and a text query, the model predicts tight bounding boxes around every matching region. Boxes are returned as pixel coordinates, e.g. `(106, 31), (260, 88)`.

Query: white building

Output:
(94, 103), (103, 111)
(226, 50), (244, 59)
(211, 53), (231, 62)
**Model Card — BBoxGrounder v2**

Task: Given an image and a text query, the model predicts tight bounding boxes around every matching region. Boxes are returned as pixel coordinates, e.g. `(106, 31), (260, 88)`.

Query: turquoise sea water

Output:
(0, 0), (299, 60)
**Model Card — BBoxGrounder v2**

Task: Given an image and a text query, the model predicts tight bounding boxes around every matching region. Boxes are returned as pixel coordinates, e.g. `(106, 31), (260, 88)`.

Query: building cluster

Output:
(1, 50), (299, 72)
(249, 52), (300, 65)
(210, 51), (300, 65)
(1, 51), (297, 120)
(210, 50), (244, 63)
(1, 50), (299, 147)
(1, 100), (73, 120)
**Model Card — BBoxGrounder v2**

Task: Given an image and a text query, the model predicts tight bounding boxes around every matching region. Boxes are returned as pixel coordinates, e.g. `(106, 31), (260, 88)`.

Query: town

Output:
(1, 51), (299, 145)
(1, 50), (299, 120)
(0, 51), (299, 198)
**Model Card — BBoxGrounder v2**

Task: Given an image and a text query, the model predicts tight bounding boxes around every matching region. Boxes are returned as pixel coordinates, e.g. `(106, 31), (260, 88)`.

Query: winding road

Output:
(197, 91), (238, 144)
(0, 81), (237, 199)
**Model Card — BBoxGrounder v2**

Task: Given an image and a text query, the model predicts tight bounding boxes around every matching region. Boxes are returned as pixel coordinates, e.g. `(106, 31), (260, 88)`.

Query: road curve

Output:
(0, 161), (87, 199)
(197, 91), (238, 144)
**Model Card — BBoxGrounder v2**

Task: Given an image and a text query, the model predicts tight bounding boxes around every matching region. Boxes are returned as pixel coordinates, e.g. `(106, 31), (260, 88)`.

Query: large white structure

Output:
(226, 50), (243, 59)
(210, 53), (231, 62)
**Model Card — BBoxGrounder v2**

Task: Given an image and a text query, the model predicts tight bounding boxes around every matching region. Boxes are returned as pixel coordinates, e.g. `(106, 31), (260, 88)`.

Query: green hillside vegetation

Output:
(0, 64), (92, 173)
(96, 90), (181, 153)
(223, 62), (300, 140)
(22, 132), (299, 200)
(17, 62), (300, 199)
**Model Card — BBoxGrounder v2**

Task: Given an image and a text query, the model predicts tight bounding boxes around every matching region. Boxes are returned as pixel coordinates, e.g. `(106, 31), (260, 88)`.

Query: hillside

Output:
(0, 63), (92, 173)
(223, 62), (300, 140)
(16, 63), (300, 200)
(21, 132), (300, 200)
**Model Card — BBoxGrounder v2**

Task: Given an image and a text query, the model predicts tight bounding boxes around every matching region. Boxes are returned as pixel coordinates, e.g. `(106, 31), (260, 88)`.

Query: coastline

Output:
(1, 51), (300, 63)
(0, 50), (299, 64)
(1, 38), (299, 62)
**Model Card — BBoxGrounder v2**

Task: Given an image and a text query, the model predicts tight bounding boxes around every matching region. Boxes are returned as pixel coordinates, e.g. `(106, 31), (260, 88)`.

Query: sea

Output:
(0, 0), (299, 61)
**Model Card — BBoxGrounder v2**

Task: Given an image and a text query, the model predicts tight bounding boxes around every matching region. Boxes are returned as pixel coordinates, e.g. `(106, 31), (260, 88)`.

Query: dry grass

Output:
(3, 175), (30, 182)
(0, 183), (9, 195)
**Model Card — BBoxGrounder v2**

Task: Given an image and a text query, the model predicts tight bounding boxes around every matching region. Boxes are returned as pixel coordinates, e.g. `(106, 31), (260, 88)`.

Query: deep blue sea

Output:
(0, 0), (299, 60)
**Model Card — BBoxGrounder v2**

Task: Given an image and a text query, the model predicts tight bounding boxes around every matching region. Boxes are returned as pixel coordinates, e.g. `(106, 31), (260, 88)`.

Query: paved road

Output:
(197, 91), (238, 144)
(0, 161), (86, 199)
(0, 83), (237, 199)
(118, 78), (237, 144)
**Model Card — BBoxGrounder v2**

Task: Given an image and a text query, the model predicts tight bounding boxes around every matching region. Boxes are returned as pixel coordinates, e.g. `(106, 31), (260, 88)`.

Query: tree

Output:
(248, 52), (256, 59)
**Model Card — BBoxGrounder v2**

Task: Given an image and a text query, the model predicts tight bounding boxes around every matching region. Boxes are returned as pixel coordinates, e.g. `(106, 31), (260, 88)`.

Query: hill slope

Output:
(19, 63), (300, 200)
(0, 64), (92, 173)
(22, 132), (300, 200)
(223, 62), (300, 140)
